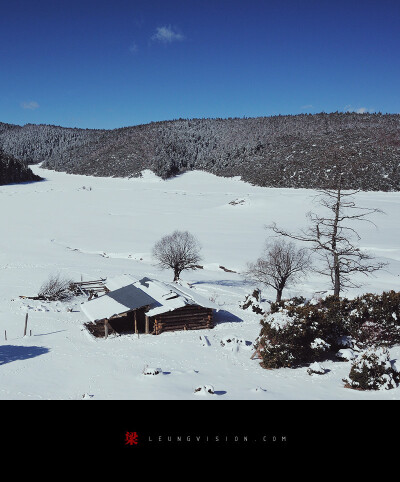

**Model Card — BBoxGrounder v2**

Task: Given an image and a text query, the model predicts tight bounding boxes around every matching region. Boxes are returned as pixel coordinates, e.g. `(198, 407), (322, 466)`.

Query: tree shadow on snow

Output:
(0, 345), (50, 365)
(193, 279), (254, 289)
(33, 330), (67, 337)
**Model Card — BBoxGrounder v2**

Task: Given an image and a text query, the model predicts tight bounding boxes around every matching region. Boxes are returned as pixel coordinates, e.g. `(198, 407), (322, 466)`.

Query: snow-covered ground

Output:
(1, 165), (399, 400)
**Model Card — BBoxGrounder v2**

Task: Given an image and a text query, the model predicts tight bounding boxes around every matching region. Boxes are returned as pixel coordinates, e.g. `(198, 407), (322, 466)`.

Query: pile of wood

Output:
(70, 279), (108, 300)
(20, 277), (108, 302)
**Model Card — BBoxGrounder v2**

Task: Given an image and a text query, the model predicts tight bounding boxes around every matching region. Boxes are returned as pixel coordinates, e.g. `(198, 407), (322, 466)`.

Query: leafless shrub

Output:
(38, 273), (74, 301)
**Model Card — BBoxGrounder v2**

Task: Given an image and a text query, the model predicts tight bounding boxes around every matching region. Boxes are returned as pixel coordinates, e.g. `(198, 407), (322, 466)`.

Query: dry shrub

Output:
(38, 273), (74, 301)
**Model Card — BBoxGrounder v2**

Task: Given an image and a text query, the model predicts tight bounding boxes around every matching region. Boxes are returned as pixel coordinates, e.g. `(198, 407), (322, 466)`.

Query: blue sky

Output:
(1, 0), (399, 129)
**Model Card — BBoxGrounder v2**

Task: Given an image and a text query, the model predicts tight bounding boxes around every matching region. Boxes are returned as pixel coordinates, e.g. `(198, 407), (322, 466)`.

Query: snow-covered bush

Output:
(307, 362), (326, 375)
(239, 289), (264, 315)
(335, 291), (400, 347)
(255, 291), (400, 370)
(220, 335), (252, 353)
(310, 338), (331, 357)
(306, 292), (400, 348)
(271, 296), (308, 310)
(220, 335), (249, 347)
(254, 306), (334, 369)
(336, 348), (357, 361)
(253, 293), (345, 369)
(143, 367), (162, 376)
(194, 385), (214, 395)
(343, 347), (399, 390)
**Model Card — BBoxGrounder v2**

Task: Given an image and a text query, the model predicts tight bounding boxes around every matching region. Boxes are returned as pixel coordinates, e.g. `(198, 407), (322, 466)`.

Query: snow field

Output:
(0, 165), (399, 399)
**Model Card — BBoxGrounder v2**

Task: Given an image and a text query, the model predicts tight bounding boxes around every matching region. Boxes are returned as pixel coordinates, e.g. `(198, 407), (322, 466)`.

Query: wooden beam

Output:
(110, 312), (128, 319)
(134, 311), (138, 334)
(104, 319), (109, 339)
(145, 315), (149, 334)
(72, 279), (106, 285)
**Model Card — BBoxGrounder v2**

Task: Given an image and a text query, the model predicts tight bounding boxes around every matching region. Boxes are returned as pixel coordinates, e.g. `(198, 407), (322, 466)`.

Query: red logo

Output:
(125, 431), (139, 446)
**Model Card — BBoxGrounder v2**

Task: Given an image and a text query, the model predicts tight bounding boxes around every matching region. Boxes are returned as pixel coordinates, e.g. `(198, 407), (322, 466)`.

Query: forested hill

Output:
(0, 148), (43, 186)
(1, 112), (400, 191)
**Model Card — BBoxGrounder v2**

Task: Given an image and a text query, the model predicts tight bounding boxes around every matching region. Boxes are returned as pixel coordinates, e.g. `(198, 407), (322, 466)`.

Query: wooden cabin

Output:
(81, 275), (215, 338)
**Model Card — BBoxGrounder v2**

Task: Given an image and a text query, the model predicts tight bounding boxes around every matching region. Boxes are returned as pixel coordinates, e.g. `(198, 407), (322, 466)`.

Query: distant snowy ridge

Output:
(1, 112), (400, 191)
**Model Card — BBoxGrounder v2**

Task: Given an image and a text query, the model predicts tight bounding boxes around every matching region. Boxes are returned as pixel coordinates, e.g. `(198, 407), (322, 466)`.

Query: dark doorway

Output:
(108, 308), (148, 334)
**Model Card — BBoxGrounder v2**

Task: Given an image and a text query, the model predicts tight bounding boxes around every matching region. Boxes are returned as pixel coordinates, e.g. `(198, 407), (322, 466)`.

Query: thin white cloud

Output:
(151, 25), (185, 43)
(21, 101), (39, 110)
(301, 104), (313, 109)
(344, 104), (374, 114)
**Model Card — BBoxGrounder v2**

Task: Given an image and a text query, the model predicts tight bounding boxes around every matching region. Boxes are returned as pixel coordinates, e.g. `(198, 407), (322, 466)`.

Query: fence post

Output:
(24, 313), (28, 337)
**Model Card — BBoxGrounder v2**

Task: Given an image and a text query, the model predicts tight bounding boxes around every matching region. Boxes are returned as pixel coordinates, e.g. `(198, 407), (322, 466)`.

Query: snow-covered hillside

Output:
(1, 165), (399, 400)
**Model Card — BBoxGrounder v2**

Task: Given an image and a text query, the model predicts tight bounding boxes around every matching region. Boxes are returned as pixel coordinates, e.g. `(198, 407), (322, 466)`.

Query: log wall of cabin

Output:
(151, 305), (213, 335)
(85, 305), (213, 337)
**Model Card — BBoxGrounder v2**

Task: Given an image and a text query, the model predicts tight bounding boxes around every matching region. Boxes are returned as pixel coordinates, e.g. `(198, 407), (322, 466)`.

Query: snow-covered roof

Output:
(135, 277), (218, 316)
(81, 284), (158, 322)
(81, 275), (217, 322)
(105, 274), (139, 291)
(81, 293), (132, 322)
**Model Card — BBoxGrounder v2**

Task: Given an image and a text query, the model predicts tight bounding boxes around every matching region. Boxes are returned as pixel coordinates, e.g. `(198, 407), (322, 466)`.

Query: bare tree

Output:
(152, 230), (202, 281)
(268, 176), (387, 297)
(243, 239), (311, 302)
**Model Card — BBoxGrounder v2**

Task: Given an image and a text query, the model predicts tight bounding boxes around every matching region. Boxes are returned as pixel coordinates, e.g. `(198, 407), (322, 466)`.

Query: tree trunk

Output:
(275, 278), (287, 302)
(173, 267), (181, 282)
(331, 184), (341, 297)
(333, 253), (340, 297)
